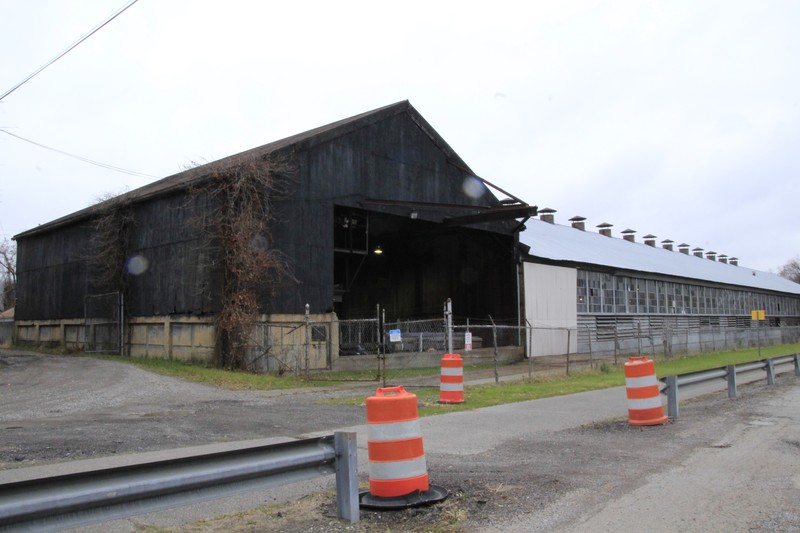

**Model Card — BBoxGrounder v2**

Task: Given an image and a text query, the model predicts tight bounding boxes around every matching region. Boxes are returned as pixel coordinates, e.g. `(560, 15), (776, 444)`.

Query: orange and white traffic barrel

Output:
(439, 353), (464, 404)
(360, 386), (448, 509)
(624, 356), (668, 426)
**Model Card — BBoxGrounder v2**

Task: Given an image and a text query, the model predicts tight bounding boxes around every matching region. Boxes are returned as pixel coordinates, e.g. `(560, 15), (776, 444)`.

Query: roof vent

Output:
(729, 257), (739, 266)
(718, 254), (728, 264)
(621, 229), (636, 242)
(597, 222), (613, 237)
(693, 247), (704, 258)
(678, 243), (690, 255)
(539, 207), (556, 224)
(661, 239), (674, 251)
(643, 234), (657, 247)
(569, 215), (586, 231)
(705, 251), (717, 261)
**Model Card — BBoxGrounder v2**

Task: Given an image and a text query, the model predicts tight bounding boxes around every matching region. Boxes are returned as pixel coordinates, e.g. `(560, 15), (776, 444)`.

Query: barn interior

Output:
(332, 205), (520, 321)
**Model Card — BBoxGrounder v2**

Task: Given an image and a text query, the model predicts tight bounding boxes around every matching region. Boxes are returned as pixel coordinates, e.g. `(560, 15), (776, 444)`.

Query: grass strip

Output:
(86, 343), (800, 405)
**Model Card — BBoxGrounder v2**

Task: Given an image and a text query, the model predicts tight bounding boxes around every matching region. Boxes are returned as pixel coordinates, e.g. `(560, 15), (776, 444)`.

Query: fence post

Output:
(444, 299), (453, 355)
(381, 308), (387, 388)
(304, 304), (310, 380)
(637, 322), (642, 355)
(765, 358), (775, 385)
(567, 328), (572, 361)
(757, 319), (762, 358)
(565, 328), (571, 376)
(119, 292), (125, 356)
(665, 375), (678, 419)
(334, 431), (359, 523)
(726, 364), (737, 398)
(650, 320), (656, 358)
(794, 354), (800, 377)
(586, 326), (593, 369)
(527, 324), (533, 379)
(489, 315), (499, 383)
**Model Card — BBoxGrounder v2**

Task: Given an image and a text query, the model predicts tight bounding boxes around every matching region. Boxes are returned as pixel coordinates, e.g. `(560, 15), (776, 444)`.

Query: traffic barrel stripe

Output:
(624, 356), (668, 426)
(368, 438), (425, 462)
(368, 419), (422, 441)
(439, 353), (464, 404)
(626, 385), (661, 399)
(366, 386), (430, 498)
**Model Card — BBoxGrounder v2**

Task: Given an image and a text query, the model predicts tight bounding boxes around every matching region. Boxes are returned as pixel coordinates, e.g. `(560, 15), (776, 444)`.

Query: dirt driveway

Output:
(2, 349), (799, 532)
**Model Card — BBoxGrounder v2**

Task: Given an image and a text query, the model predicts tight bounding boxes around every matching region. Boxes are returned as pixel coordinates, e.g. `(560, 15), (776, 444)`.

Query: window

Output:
(577, 275), (587, 313)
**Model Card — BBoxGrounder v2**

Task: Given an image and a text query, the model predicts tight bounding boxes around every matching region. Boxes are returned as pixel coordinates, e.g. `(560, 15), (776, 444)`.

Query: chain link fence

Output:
(577, 322), (800, 360)
(240, 305), (800, 379)
(248, 320), (332, 375)
(84, 292), (122, 354)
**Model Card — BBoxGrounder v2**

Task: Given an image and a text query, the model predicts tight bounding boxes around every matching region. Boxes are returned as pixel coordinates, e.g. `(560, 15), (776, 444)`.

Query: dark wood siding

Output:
(267, 110), (516, 318)
(125, 191), (219, 316)
(16, 223), (92, 320)
(16, 102), (519, 322)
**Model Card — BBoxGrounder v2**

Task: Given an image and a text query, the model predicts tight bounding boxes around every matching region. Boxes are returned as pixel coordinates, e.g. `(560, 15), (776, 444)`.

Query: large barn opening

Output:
(333, 206), (517, 321)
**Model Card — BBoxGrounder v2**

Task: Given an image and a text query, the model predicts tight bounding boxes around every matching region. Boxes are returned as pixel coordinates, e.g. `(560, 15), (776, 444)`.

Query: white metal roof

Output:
(520, 219), (800, 295)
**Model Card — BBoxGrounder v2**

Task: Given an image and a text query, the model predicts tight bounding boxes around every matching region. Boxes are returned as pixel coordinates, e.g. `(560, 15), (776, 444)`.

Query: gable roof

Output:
(520, 219), (800, 295)
(16, 101), (474, 240)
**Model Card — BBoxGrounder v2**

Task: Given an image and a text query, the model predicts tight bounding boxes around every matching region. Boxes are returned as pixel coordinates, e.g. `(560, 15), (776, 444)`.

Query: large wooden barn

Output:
(13, 101), (535, 369)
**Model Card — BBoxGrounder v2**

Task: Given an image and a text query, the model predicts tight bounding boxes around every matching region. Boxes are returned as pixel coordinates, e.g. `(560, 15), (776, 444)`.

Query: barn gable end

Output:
(13, 101), (530, 366)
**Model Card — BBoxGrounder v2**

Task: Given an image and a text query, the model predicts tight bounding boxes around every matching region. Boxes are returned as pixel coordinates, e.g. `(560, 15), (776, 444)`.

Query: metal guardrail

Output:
(660, 354), (800, 419)
(0, 432), (358, 532)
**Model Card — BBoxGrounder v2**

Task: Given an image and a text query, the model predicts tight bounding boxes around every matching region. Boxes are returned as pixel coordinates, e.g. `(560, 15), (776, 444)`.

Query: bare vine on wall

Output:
(192, 155), (294, 370)
(86, 191), (134, 295)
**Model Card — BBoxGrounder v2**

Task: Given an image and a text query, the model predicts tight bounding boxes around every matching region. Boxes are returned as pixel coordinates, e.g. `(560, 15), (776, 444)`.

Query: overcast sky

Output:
(1, 0), (798, 273)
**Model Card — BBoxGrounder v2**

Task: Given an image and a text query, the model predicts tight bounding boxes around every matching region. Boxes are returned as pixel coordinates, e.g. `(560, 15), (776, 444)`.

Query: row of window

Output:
(576, 271), (800, 316)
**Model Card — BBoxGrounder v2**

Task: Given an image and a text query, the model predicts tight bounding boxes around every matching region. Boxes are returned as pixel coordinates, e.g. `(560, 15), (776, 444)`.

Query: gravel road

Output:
(0, 349), (368, 467)
(2, 348), (799, 532)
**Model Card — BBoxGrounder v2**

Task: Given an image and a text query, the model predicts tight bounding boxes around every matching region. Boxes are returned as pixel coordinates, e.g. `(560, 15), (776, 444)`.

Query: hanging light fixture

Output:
(373, 245), (383, 255)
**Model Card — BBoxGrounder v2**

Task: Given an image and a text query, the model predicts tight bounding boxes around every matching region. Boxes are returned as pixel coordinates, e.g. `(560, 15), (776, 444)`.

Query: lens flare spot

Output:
(126, 255), (149, 276)
(462, 176), (484, 199)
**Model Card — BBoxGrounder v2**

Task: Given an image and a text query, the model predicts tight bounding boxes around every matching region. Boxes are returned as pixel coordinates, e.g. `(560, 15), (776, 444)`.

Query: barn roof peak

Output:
(16, 101), (473, 239)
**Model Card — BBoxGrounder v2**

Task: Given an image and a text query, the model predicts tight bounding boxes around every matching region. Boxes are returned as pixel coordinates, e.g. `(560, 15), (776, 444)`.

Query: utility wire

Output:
(0, 128), (158, 178)
(0, 0), (140, 102)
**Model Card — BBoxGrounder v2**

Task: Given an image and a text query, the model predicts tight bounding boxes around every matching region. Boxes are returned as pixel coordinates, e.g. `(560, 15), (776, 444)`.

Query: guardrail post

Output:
(765, 358), (775, 385)
(665, 375), (678, 419)
(334, 431), (359, 523)
(726, 365), (737, 398)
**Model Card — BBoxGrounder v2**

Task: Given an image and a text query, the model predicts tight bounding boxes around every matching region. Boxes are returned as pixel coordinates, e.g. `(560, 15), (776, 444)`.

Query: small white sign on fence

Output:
(464, 331), (472, 351)
(389, 329), (402, 343)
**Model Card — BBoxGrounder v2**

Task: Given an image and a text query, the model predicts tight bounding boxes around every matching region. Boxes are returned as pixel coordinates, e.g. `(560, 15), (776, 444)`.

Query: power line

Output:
(0, 0), (140, 102)
(0, 128), (158, 179)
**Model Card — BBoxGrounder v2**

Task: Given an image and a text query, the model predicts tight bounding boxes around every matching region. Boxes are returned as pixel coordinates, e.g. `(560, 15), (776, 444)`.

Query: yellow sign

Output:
(751, 310), (765, 321)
